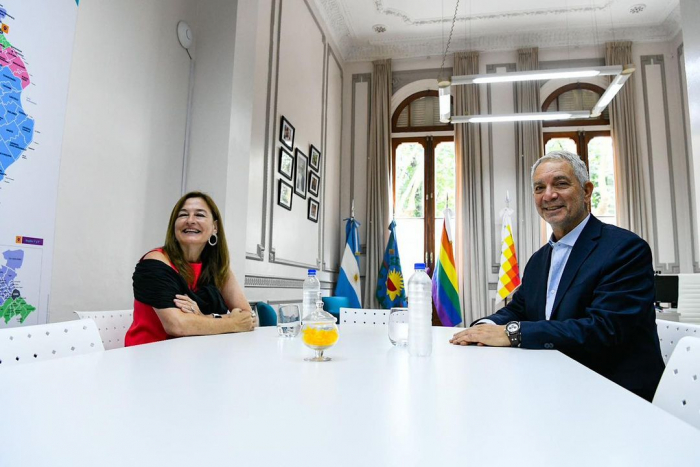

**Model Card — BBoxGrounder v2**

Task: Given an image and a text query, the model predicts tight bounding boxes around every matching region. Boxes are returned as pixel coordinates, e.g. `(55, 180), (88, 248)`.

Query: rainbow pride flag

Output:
(431, 209), (462, 327)
(497, 207), (521, 300)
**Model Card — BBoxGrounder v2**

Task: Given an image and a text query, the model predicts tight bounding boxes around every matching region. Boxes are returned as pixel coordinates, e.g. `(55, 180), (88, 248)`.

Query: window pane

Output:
(434, 141), (456, 259)
(409, 96), (441, 127)
(545, 137), (577, 154)
(588, 136), (616, 225)
(396, 107), (409, 127)
(395, 142), (424, 218)
(434, 142), (456, 217)
(395, 218), (424, 281)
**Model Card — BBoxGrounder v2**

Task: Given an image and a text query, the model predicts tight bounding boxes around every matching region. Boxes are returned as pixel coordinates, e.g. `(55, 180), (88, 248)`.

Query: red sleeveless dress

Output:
(125, 249), (202, 346)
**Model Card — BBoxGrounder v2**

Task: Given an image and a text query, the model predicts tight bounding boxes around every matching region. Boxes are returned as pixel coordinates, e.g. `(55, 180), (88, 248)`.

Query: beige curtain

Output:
(515, 47), (544, 262)
(363, 59), (392, 308)
(606, 41), (649, 239)
(453, 51), (488, 325)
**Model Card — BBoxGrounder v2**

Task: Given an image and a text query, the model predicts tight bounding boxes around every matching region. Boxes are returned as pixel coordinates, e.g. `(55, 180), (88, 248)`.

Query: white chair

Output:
(656, 320), (700, 365)
(340, 308), (390, 326)
(74, 309), (133, 350)
(0, 319), (104, 368)
(653, 336), (700, 430)
(677, 274), (700, 324)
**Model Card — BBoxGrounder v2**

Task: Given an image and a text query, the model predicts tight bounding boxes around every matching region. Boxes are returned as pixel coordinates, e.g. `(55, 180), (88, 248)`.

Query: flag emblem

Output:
(386, 270), (404, 301)
(432, 209), (462, 327)
(497, 207), (521, 300)
(335, 218), (362, 308)
(376, 221), (407, 308)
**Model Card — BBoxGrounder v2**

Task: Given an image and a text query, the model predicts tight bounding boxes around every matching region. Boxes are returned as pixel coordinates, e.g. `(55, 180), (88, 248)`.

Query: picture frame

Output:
(309, 145), (321, 173)
(308, 198), (319, 223)
(294, 148), (308, 199)
(308, 172), (320, 197)
(277, 179), (293, 211)
(279, 116), (295, 150)
(278, 147), (294, 180)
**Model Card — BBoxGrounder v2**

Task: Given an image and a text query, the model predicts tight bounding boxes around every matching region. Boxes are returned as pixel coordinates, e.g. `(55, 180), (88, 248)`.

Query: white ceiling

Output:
(312, 0), (681, 61)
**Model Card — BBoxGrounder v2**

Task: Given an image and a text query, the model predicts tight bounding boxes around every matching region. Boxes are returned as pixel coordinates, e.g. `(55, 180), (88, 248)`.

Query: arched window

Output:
(542, 83), (609, 127)
(392, 91), (454, 133)
(541, 83), (616, 227)
(391, 91), (455, 278)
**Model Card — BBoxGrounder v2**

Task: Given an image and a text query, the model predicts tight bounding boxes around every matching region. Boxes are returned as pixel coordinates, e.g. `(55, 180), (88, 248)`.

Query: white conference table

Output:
(2, 326), (700, 466)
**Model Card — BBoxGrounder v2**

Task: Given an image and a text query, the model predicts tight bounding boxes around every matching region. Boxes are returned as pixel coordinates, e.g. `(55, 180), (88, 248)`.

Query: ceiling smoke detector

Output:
(629, 4), (646, 14)
(373, 24), (387, 33)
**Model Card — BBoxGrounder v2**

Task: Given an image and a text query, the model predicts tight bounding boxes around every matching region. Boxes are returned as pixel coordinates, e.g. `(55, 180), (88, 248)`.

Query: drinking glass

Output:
(277, 304), (301, 337)
(388, 307), (408, 346)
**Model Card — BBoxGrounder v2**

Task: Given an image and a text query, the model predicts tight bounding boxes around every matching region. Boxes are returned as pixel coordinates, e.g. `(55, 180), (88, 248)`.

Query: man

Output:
(450, 150), (664, 401)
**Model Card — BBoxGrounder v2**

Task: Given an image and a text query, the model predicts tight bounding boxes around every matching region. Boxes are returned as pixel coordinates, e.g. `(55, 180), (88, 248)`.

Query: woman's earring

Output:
(208, 233), (218, 246)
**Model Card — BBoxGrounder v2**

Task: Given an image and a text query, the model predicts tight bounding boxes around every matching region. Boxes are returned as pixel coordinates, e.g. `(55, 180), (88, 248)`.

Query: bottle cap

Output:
(308, 269), (317, 276)
(414, 263), (426, 270)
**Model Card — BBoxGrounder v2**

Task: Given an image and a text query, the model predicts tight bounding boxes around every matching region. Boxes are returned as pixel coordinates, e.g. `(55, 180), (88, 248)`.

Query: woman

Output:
(125, 191), (255, 346)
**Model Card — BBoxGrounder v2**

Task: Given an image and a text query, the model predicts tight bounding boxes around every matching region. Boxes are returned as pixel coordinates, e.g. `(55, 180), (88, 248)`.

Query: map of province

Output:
(0, 6), (34, 183)
(0, 248), (36, 324)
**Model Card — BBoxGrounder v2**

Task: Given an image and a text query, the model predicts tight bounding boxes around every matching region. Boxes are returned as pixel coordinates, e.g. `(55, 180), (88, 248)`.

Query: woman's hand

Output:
(225, 308), (254, 332)
(174, 294), (202, 315)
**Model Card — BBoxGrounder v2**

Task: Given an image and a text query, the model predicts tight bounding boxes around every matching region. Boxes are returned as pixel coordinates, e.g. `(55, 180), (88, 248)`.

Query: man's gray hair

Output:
(531, 150), (590, 190)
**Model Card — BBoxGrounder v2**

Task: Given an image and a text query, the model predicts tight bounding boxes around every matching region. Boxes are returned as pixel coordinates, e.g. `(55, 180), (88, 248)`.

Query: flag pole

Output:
(351, 198), (355, 220)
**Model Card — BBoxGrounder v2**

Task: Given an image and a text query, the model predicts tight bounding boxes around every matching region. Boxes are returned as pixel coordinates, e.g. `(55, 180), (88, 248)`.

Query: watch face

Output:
(507, 322), (519, 333)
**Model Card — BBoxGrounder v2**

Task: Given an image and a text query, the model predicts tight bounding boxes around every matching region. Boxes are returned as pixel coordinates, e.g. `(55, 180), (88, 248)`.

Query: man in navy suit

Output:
(450, 150), (664, 401)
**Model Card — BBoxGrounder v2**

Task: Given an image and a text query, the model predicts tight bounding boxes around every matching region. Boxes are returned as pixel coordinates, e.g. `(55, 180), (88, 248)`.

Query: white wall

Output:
(49, 0), (198, 322)
(186, 0), (257, 279)
(680, 0), (700, 260)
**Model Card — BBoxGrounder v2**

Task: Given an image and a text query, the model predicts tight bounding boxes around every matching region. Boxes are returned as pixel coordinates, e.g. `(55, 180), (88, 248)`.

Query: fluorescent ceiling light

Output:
(438, 80), (451, 124)
(452, 66), (623, 85)
(590, 66), (635, 117)
(452, 111), (591, 124)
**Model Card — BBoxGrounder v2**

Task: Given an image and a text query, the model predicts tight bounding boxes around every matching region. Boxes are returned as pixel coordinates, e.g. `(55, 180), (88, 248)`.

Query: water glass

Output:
(277, 304), (301, 338)
(388, 307), (408, 346)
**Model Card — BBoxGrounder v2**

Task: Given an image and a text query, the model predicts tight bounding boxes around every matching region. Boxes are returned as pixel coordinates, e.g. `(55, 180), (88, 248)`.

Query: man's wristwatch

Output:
(505, 321), (521, 348)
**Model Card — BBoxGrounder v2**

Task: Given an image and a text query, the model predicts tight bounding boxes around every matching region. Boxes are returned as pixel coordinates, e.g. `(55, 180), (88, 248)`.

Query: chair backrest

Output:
(340, 308), (390, 326)
(254, 302), (277, 327)
(656, 320), (700, 365)
(0, 319), (104, 368)
(74, 310), (133, 350)
(677, 274), (700, 323)
(653, 336), (700, 429)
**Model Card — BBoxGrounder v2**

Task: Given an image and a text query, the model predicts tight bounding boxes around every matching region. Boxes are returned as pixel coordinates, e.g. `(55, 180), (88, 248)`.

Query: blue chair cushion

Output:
(254, 302), (277, 327)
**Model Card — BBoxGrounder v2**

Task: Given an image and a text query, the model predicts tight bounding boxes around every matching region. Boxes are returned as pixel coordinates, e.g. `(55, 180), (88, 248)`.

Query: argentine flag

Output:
(335, 218), (362, 308)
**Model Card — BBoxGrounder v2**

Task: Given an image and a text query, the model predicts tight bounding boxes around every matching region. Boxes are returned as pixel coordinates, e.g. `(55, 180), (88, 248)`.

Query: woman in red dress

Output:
(125, 191), (255, 346)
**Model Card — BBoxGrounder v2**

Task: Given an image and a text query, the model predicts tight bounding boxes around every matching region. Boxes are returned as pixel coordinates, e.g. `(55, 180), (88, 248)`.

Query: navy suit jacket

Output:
(484, 215), (664, 401)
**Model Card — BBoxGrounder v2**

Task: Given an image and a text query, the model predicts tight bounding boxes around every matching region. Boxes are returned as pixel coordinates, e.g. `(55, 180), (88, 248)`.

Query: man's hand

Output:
(449, 324), (510, 347)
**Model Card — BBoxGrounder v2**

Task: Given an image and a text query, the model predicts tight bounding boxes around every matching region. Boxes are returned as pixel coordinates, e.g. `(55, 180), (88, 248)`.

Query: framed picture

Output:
(278, 179), (293, 211)
(309, 172), (320, 197)
(308, 199), (319, 223)
(279, 116), (295, 150)
(278, 147), (294, 180)
(309, 145), (321, 173)
(294, 148), (308, 199)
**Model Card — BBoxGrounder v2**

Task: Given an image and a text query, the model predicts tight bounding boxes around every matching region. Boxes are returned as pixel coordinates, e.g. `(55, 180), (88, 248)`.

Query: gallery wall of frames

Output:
(244, 0), (344, 303)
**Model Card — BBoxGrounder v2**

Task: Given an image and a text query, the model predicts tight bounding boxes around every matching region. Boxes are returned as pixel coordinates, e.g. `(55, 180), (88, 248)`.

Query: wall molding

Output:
(247, 0), (280, 262)
(269, 0), (330, 270)
(322, 46), (343, 273)
(677, 43), (700, 272)
(486, 62), (517, 274)
(350, 73), (371, 215)
(245, 274), (333, 290)
(641, 54), (680, 273)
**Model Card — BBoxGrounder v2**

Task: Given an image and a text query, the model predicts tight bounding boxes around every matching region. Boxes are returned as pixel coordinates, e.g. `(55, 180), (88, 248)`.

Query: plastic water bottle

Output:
(408, 263), (432, 357)
(302, 269), (321, 317)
